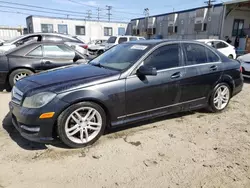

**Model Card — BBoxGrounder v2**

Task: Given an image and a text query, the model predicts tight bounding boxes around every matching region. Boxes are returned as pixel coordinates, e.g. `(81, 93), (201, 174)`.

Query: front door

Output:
(179, 42), (223, 108)
(124, 43), (184, 123)
(41, 44), (76, 70)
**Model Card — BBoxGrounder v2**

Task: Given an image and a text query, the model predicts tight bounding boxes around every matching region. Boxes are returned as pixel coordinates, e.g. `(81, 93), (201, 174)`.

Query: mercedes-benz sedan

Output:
(9, 40), (243, 148)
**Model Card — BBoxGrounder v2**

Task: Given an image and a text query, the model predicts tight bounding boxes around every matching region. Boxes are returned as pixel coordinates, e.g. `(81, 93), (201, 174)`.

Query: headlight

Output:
(22, 92), (56, 108)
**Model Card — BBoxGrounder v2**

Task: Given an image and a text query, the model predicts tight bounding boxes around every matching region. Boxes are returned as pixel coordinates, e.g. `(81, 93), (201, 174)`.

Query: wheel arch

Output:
(6, 66), (35, 87)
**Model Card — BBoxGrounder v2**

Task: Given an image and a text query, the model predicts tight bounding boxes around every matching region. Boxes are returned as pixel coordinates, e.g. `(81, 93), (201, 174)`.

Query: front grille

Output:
(11, 86), (24, 105)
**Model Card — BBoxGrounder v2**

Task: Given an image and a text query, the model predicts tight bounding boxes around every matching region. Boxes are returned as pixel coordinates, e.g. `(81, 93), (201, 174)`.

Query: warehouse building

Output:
(26, 16), (128, 43)
(127, 0), (250, 53)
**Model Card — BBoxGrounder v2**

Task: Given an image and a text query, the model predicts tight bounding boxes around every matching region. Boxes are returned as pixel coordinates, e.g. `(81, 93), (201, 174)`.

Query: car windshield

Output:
(89, 43), (151, 71)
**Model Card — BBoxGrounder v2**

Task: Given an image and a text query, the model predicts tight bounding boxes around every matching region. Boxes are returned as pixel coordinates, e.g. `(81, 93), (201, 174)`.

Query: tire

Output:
(208, 83), (231, 113)
(97, 50), (104, 55)
(228, 54), (234, 59)
(57, 102), (107, 148)
(9, 69), (34, 88)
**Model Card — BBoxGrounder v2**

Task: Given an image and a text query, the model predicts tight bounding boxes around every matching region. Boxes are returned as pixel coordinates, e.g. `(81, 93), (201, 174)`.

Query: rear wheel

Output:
(208, 83), (231, 112)
(57, 102), (106, 148)
(9, 69), (34, 87)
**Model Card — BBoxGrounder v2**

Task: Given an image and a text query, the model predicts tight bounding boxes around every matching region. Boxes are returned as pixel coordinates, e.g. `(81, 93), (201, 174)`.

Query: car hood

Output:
(16, 64), (120, 94)
(238, 53), (250, 62)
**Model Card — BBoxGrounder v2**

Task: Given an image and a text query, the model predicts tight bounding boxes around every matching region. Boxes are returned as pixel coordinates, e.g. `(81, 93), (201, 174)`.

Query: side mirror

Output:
(137, 65), (157, 76)
(16, 40), (24, 46)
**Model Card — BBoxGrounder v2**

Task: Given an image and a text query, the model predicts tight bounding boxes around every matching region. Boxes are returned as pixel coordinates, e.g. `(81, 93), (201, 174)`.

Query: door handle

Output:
(171, 72), (181, 79)
(210, 65), (218, 71)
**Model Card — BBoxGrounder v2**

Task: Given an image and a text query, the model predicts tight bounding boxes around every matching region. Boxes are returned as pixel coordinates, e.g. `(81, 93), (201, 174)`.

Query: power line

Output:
(106, 5), (112, 22)
(0, 0), (132, 21)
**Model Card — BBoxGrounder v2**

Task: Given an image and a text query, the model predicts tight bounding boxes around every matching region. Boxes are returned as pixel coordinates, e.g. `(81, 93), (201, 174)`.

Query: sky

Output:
(0, 0), (230, 27)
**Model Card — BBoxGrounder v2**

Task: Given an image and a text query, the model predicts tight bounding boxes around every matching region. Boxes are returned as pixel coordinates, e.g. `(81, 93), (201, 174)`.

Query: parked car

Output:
(237, 53), (250, 78)
(87, 40), (107, 56)
(0, 33), (88, 55)
(0, 38), (5, 44)
(105, 35), (145, 50)
(9, 40), (243, 148)
(0, 41), (87, 89)
(197, 39), (236, 59)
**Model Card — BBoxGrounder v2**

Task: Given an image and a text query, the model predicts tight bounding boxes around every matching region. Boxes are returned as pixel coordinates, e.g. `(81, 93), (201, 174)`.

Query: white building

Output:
(26, 16), (128, 43)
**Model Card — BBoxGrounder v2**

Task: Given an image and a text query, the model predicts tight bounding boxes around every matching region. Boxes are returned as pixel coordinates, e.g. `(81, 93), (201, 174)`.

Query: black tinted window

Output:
(144, 44), (180, 70)
(129, 37), (137, 41)
(27, 46), (42, 57)
(118, 37), (127, 44)
(206, 48), (220, 62)
(183, 43), (208, 65)
(215, 41), (228, 49)
(107, 37), (117, 43)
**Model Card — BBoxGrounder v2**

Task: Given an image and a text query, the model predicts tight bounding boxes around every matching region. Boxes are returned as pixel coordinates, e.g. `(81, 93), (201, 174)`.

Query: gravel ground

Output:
(0, 81), (250, 188)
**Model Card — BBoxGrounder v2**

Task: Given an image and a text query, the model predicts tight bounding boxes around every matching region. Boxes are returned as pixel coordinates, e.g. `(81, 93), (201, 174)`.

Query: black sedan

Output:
(0, 41), (86, 89)
(9, 40), (243, 148)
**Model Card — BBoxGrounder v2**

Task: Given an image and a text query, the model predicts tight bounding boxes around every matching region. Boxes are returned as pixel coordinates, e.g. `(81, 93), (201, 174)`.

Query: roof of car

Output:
(197, 39), (223, 42)
(127, 39), (205, 45)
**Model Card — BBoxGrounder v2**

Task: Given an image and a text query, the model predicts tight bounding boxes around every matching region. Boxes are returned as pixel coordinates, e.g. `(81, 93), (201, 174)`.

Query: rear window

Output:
(129, 37), (138, 41)
(118, 37), (128, 44)
(107, 37), (117, 44)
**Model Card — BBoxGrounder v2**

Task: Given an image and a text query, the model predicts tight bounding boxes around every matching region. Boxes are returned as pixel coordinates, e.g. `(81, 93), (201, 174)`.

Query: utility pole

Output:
(144, 8), (149, 36)
(97, 7), (101, 21)
(204, 0), (216, 8)
(204, 0), (216, 38)
(106, 5), (112, 22)
(86, 10), (92, 20)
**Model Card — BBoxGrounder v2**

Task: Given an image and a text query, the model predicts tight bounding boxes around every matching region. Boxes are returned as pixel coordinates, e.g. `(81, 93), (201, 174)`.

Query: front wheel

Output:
(208, 83), (231, 112)
(57, 102), (106, 148)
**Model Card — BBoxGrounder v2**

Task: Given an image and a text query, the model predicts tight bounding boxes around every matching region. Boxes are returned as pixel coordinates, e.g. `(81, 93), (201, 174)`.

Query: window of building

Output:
(118, 27), (125, 35)
(232, 19), (244, 36)
(104, 27), (113, 36)
(203, 23), (207, 31)
(174, 26), (178, 33)
(75, 26), (85, 35)
(118, 37), (128, 44)
(27, 46), (42, 57)
(43, 45), (75, 59)
(41, 24), (53, 33)
(58, 24), (68, 34)
(183, 43), (219, 65)
(144, 44), (180, 70)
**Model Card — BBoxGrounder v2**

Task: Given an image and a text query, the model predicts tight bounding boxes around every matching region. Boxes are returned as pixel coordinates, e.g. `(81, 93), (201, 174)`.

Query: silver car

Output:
(238, 53), (250, 78)
(0, 33), (88, 55)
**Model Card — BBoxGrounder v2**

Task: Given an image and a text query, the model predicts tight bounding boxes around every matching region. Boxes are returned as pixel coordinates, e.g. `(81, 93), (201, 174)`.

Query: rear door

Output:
(41, 44), (77, 69)
(179, 42), (222, 107)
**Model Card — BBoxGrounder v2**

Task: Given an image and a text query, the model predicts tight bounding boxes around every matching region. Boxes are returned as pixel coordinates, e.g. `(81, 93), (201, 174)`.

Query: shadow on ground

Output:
(2, 112), (72, 150)
(2, 109), (200, 150)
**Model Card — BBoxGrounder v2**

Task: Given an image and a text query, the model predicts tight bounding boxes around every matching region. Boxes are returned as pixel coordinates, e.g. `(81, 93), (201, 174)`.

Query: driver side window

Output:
(144, 44), (180, 70)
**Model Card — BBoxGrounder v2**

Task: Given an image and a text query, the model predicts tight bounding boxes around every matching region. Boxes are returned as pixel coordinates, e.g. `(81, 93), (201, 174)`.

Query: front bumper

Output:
(9, 98), (69, 143)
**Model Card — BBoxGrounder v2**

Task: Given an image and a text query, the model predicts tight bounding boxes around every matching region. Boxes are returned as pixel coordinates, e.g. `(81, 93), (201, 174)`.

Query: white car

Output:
(105, 36), (145, 50)
(0, 38), (4, 43)
(0, 33), (88, 55)
(197, 39), (236, 59)
(237, 53), (250, 78)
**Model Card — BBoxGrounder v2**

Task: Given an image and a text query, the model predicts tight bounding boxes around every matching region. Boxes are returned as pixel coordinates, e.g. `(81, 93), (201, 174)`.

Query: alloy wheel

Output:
(65, 107), (102, 144)
(14, 72), (29, 83)
(213, 85), (230, 110)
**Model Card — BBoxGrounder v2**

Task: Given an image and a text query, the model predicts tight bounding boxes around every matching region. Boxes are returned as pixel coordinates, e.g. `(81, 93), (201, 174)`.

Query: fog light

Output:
(39, 112), (55, 119)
